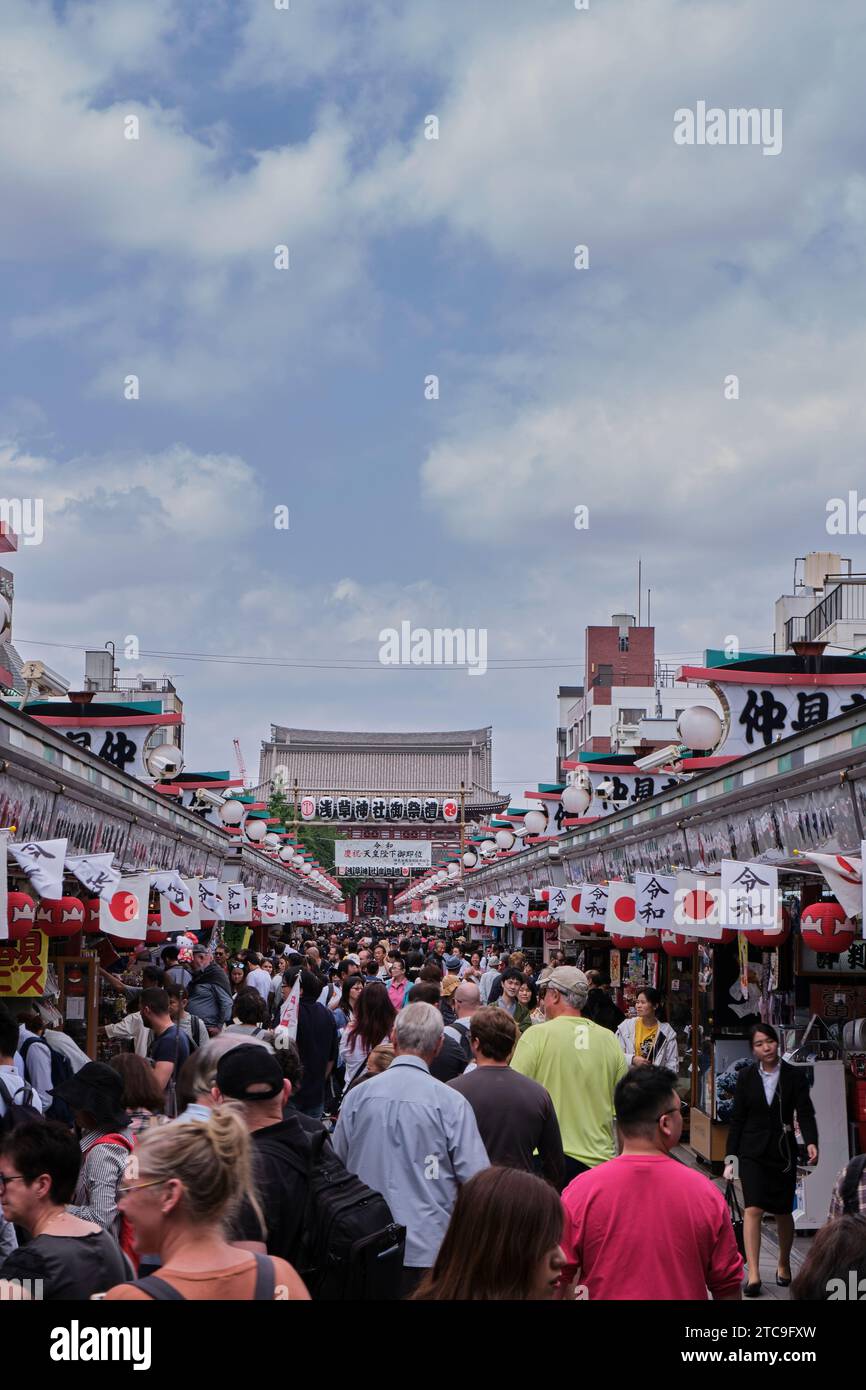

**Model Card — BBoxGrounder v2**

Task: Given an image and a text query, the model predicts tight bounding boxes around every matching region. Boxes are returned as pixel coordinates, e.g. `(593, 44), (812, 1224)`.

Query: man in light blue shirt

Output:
(332, 1001), (489, 1296)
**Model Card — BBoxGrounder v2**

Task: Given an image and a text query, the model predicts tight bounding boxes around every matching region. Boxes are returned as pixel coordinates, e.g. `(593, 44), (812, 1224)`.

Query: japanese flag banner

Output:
(674, 873), (724, 939)
(9, 838), (67, 900)
(605, 883), (645, 937)
(720, 860), (779, 931)
(0, 830), (8, 942)
(451, 902), (466, 922)
(574, 885), (608, 927)
(548, 887), (568, 921)
(509, 893), (530, 926)
(157, 876), (201, 932)
(485, 896), (509, 926)
(99, 876), (151, 940)
(465, 900), (485, 926)
(803, 852), (862, 921)
(562, 888), (584, 925)
(66, 853), (120, 901)
(198, 878), (224, 919)
(635, 873), (676, 933)
(220, 883), (251, 921)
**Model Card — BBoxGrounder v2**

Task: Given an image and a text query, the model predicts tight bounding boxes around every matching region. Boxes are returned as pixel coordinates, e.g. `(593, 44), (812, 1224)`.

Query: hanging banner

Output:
(9, 838), (67, 899)
(547, 887), (568, 922)
(635, 872), (677, 933)
(65, 853), (120, 901)
(509, 892), (530, 926)
(464, 899), (485, 927)
(257, 891), (280, 923)
(802, 852), (862, 921)
(562, 888), (584, 924)
(605, 883), (644, 937)
(574, 885), (609, 927)
(0, 930), (49, 996)
(99, 875), (151, 940)
(220, 883), (251, 920)
(485, 895), (509, 926)
(198, 877), (224, 920)
(674, 873), (724, 939)
(720, 860), (779, 930)
(334, 841), (432, 872)
(157, 875), (201, 932)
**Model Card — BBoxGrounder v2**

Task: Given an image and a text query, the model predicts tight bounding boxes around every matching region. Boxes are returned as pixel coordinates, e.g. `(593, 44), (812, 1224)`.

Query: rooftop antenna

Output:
(637, 558), (641, 625)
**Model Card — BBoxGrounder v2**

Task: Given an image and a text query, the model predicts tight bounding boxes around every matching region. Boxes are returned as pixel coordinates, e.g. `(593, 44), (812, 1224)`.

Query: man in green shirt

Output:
(511, 966), (627, 1182)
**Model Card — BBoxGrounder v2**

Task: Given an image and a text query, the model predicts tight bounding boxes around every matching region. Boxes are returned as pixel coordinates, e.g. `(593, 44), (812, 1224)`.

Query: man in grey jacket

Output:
(186, 946), (233, 1036)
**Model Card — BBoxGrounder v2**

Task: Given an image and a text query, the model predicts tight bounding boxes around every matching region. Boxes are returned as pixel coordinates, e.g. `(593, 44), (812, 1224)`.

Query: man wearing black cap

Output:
(212, 1045), (311, 1262)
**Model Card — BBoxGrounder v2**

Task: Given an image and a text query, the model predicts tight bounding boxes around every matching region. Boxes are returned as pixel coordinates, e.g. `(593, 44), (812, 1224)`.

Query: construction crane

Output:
(233, 739), (248, 789)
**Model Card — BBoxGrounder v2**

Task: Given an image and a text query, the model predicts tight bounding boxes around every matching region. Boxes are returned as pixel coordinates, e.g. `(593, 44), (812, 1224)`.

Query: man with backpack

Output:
(0, 1007), (43, 1130)
(16, 1010), (55, 1114)
(443, 982), (481, 1069)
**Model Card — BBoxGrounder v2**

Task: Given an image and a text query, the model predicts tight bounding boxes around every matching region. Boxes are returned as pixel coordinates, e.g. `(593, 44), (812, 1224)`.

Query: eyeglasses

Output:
(0, 1174), (27, 1192)
(118, 1177), (168, 1198)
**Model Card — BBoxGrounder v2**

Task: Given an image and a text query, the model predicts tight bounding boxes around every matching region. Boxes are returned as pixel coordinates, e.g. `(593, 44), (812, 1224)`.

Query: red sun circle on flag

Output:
(614, 897), (636, 922)
(109, 891), (139, 922)
(570, 892), (582, 912)
(169, 899), (191, 917)
(682, 890), (715, 923)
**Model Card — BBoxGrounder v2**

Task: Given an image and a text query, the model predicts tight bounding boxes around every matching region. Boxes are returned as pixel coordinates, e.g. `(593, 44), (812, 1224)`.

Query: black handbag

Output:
(724, 1178), (746, 1257)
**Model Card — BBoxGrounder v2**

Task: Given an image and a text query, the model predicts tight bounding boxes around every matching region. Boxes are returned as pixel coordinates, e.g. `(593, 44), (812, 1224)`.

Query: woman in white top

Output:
(615, 987), (678, 1071)
(337, 981), (396, 1084)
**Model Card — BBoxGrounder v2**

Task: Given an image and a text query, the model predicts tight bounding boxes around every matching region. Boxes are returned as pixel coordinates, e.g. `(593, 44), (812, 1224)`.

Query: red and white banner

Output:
(803, 852), (862, 921)
(156, 875), (201, 932)
(674, 873), (724, 939)
(508, 892), (530, 925)
(99, 875), (151, 940)
(562, 887), (584, 924)
(465, 899), (484, 926)
(485, 895), (509, 926)
(605, 883), (644, 937)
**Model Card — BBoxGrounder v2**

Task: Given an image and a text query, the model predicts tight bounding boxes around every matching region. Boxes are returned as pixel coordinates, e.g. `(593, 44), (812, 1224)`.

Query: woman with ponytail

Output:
(104, 1105), (309, 1301)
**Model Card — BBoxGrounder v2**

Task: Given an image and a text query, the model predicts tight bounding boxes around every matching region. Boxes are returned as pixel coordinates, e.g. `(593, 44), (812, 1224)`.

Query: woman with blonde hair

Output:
(104, 1106), (309, 1301)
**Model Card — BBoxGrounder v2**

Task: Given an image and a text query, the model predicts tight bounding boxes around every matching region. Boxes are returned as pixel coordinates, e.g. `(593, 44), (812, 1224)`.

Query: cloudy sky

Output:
(2, 0), (864, 799)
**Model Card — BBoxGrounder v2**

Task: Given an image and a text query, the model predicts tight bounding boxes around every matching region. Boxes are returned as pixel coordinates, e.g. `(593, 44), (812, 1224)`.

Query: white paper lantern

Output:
(219, 798), (246, 825)
(279, 844), (295, 862)
(523, 810), (547, 836)
(677, 705), (723, 752)
(447, 862), (461, 878)
(245, 819), (267, 843)
(561, 783), (592, 815)
(495, 829), (516, 850)
(463, 849), (478, 869)
(264, 833), (281, 850)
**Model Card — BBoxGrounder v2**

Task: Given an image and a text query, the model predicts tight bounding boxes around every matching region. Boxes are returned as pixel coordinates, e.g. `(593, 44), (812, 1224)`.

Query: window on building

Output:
(618, 636), (629, 652)
(618, 708), (646, 724)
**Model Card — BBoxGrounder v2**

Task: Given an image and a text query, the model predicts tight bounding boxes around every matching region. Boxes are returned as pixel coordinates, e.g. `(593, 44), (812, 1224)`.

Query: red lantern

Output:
(146, 912), (167, 945)
(84, 898), (101, 932)
(800, 901), (855, 954)
(661, 930), (697, 957)
(744, 907), (791, 949)
(34, 896), (85, 938)
(6, 892), (36, 941)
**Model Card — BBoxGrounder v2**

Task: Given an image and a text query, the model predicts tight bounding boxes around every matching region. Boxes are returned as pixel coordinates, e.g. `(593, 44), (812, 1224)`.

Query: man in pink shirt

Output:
(561, 1066), (743, 1300)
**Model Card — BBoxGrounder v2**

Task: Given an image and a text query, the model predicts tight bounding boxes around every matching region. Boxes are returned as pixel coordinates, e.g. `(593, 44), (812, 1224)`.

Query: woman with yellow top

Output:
(615, 987), (678, 1070)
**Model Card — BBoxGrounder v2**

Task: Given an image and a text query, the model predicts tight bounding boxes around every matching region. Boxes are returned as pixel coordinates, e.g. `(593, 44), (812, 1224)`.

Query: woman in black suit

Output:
(724, 1023), (818, 1297)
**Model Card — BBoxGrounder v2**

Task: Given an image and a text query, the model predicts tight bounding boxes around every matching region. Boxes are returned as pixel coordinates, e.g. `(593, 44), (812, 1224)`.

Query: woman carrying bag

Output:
(723, 1023), (818, 1297)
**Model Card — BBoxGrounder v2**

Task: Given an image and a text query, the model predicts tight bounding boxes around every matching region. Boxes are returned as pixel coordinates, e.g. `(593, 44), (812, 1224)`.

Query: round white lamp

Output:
(677, 705), (723, 752)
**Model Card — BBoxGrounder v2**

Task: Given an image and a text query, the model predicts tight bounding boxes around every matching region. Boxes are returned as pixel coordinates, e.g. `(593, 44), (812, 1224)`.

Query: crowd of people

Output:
(1, 924), (865, 1302)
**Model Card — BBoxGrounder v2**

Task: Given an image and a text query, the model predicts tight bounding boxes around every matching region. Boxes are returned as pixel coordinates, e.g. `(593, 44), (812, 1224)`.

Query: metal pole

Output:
(459, 781), (466, 882)
(293, 778), (299, 837)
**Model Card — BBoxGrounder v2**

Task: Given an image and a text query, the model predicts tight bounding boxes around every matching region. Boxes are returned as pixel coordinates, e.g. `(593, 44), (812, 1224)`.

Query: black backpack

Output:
(292, 1129), (406, 1300)
(20, 1036), (75, 1126)
(0, 1077), (43, 1135)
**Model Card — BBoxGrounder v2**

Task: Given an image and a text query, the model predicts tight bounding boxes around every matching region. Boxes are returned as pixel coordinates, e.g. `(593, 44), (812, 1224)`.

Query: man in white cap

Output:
(511, 966), (627, 1183)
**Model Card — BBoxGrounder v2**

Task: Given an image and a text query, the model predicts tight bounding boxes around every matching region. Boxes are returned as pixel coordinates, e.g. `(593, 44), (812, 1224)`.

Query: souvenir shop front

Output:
(0, 700), (339, 1059)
